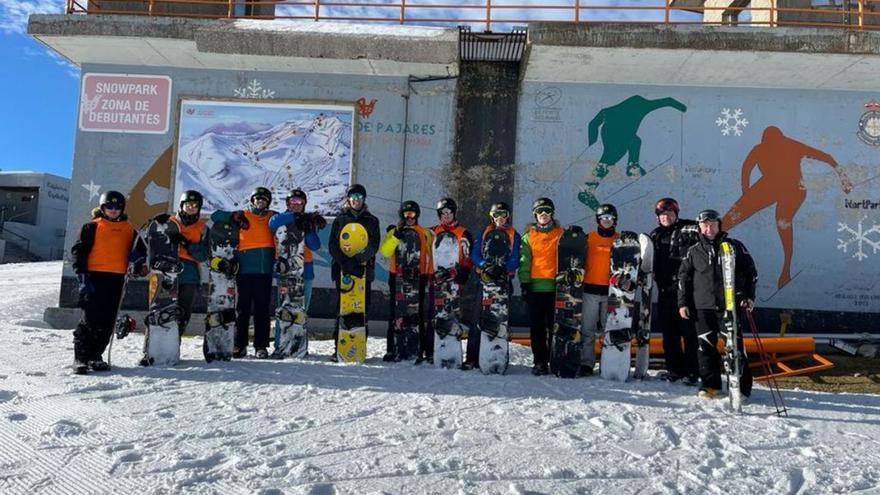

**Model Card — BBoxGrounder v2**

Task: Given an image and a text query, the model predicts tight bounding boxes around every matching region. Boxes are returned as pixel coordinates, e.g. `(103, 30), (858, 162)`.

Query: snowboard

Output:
(600, 231), (642, 382)
(721, 241), (744, 412)
(633, 235), (654, 379)
(337, 223), (369, 363)
(551, 227), (586, 378)
(273, 220), (307, 359)
(432, 230), (464, 369)
(393, 227), (422, 361)
(478, 228), (511, 375)
(141, 219), (184, 367)
(204, 221), (238, 363)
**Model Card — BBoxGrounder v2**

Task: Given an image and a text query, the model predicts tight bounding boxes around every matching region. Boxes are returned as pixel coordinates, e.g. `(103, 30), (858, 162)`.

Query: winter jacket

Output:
(268, 211), (322, 280)
(71, 208), (145, 275)
(518, 221), (564, 293)
(171, 215), (210, 285)
(380, 224), (433, 275)
(210, 208), (277, 274)
(677, 232), (757, 311)
(650, 219), (699, 295)
(328, 205), (381, 282)
(471, 224), (521, 276)
(429, 223), (473, 285)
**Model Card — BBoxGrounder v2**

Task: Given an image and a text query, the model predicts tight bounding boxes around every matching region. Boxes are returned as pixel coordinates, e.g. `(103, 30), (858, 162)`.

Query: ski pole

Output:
(746, 312), (788, 417)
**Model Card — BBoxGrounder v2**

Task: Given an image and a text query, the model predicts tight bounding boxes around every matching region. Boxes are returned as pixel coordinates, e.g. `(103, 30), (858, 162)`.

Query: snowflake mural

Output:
(715, 108), (749, 136)
(837, 216), (880, 261)
(234, 79), (276, 99)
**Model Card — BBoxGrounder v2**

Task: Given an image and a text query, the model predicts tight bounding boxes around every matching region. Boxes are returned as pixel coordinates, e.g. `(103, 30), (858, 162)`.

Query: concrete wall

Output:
(516, 82), (880, 331)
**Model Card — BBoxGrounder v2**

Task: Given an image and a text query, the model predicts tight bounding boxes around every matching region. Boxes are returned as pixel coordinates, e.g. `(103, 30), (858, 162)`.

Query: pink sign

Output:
(79, 73), (172, 134)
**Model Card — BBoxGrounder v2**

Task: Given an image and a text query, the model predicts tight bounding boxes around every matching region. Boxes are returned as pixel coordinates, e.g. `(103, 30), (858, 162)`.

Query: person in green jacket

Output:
(518, 198), (564, 376)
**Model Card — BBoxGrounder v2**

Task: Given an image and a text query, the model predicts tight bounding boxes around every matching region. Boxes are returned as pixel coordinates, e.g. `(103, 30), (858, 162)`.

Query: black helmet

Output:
(532, 197), (555, 215)
(250, 186), (272, 205)
(179, 190), (203, 211)
(399, 200), (421, 219)
(346, 184), (367, 197)
(286, 188), (307, 205)
(489, 201), (511, 219)
(99, 190), (126, 211)
(595, 203), (618, 225)
(436, 197), (457, 217)
(696, 209), (721, 224)
(655, 197), (680, 216)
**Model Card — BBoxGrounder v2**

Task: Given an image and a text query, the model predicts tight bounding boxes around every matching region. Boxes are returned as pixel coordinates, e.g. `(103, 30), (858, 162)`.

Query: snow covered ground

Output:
(1, 262), (879, 494)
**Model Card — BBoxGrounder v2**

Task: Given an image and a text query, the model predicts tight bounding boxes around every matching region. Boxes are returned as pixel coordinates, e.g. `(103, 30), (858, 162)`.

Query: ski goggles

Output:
(696, 209), (721, 223)
(252, 196), (270, 203)
(348, 193), (365, 200)
(402, 211), (418, 219)
(597, 214), (615, 222)
(534, 206), (554, 215)
(287, 197), (306, 206)
(182, 200), (201, 209)
(490, 210), (510, 219)
(103, 203), (122, 211)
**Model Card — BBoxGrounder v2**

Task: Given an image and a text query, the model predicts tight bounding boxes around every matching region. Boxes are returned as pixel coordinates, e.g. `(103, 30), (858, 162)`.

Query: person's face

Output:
(534, 206), (553, 226)
(598, 214), (615, 229)
(348, 193), (365, 210)
(658, 210), (677, 227)
(491, 211), (509, 227)
(699, 220), (719, 239)
(287, 197), (305, 213)
(403, 211), (417, 226)
(439, 209), (455, 226)
(182, 201), (200, 216)
(252, 197), (269, 209)
(103, 205), (122, 219)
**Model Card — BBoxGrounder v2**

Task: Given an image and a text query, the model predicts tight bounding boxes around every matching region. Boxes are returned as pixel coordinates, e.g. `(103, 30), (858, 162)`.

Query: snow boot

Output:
(72, 360), (89, 375)
(89, 359), (111, 372)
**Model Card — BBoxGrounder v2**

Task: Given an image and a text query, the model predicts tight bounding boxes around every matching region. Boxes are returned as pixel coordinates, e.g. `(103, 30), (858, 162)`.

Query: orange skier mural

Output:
(723, 126), (853, 289)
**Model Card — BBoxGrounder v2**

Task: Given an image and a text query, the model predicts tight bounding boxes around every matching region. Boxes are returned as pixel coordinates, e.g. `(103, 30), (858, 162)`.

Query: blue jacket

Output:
(471, 224), (521, 275)
(210, 208), (276, 275)
(269, 211), (321, 280)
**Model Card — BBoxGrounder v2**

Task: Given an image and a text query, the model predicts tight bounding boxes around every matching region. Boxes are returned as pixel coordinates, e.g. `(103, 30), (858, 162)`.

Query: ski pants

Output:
(385, 274), (427, 357)
(527, 291), (556, 367)
(177, 283), (200, 337)
(658, 291), (699, 378)
(333, 278), (372, 343)
(74, 272), (125, 362)
(580, 291), (608, 369)
(694, 309), (753, 396)
(235, 273), (273, 350)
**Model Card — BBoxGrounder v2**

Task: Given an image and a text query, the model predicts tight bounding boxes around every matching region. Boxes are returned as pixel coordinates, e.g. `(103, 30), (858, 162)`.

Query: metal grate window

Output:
(459, 26), (527, 63)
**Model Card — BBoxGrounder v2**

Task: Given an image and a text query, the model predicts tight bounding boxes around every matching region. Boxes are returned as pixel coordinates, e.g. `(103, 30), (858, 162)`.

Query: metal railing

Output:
(64, 0), (880, 31)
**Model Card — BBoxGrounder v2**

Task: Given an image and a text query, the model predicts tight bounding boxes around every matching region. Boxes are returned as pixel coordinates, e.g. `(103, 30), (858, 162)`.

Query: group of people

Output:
(70, 185), (758, 400)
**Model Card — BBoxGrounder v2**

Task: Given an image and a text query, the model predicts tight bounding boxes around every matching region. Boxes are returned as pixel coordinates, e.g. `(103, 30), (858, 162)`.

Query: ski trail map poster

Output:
(173, 99), (355, 216)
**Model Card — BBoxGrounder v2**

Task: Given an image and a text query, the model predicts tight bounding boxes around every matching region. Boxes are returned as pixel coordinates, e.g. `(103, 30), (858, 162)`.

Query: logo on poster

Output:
(357, 97), (377, 119)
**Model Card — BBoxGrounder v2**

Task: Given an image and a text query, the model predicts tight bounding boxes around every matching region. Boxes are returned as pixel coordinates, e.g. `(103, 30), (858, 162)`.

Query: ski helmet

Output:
(595, 203), (618, 225)
(179, 190), (203, 211)
(655, 197), (680, 216)
(696, 209), (722, 226)
(399, 200), (421, 219)
(532, 197), (555, 216)
(250, 186), (272, 205)
(436, 197), (457, 217)
(489, 201), (511, 219)
(286, 188), (308, 206)
(346, 184), (367, 198)
(99, 190), (126, 211)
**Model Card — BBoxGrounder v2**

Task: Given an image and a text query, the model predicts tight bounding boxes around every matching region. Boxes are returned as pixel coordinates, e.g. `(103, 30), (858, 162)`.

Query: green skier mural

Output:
(578, 95), (687, 209)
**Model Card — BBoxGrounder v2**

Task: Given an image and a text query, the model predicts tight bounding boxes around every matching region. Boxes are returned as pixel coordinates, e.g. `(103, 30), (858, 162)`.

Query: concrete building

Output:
(28, 11), (880, 334)
(671, 0), (880, 28)
(0, 172), (69, 262)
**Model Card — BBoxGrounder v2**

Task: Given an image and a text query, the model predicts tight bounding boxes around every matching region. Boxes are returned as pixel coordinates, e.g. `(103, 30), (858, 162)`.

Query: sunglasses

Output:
(403, 211), (417, 219)
(490, 211), (510, 219)
(349, 193), (365, 200)
(534, 206), (554, 215)
(598, 214), (615, 221)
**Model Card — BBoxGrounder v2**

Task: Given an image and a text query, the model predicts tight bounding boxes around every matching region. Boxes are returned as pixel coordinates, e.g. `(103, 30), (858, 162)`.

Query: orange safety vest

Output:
(525, 224), (563, 280)
(390, 224), (432, 274)
(171, 216), (206, 263)
(430, 223), (471, 268)
(86, 218), (135, 274)
(238, 210), (275, 252)
(584, 230), (619, 286)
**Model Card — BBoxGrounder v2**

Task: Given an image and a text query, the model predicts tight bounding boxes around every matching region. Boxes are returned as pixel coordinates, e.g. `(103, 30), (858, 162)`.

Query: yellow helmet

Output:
(339, 223), (369, 257)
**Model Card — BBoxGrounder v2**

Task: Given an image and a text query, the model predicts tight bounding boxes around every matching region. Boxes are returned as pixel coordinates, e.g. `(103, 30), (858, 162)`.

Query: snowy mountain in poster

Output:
(175, 103), (353, 216)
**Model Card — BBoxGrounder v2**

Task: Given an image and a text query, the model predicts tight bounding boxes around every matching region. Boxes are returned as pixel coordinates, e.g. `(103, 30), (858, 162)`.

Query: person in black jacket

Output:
(328, 184), (381, 357)
(678, 209), (757, 399)
(649, 198), (700, 385)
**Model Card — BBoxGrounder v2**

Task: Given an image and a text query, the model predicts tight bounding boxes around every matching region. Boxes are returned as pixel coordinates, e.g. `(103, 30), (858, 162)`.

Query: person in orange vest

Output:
(70, 190), (147, 375)
(468, 201), (521, 369)
(427, 198), (474, 365)
(580, 203), (620, 376)
(379, 200), (434, 362)
(151, 190), (210, 337)
(210, 187), (277, 359)
(518, 197), (565, 376)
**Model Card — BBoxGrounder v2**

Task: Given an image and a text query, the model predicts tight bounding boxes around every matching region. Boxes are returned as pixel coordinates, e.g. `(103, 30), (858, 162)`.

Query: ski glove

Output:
(342, 261), (365, 278)
(230, 211), (250, 230)
(309, 213), (328, 230)
(484, 264), (505, 280)
(77, 274), (94, 309)
(453, 267), (470, 285)
(392, 227), (406, 240)
(152, 213), (171, 224)
(293, 214), (307, 232)
(168, 232), (189, 247)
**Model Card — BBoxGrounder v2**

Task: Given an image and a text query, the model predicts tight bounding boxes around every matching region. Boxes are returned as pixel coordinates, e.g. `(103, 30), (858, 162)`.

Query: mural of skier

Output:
(578, 95), (687, 210)
(722, 126), (853, 289)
